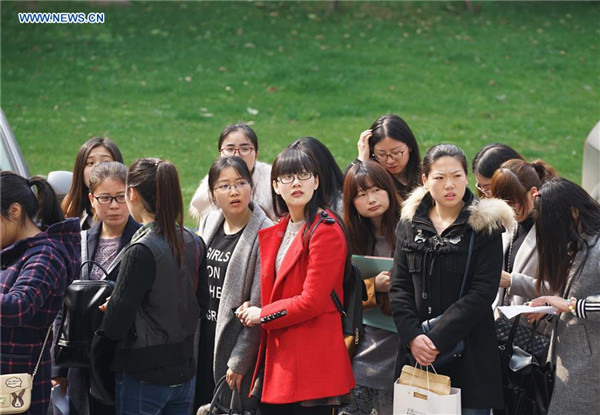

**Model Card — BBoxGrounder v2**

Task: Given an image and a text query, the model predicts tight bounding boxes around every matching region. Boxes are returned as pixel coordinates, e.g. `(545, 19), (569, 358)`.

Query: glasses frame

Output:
(219, 146), (255, 157)
(372, 147), (407, 163)
(475, 182), (492, 196)
(92, 194), (127, 205)
(277, 171), (313, 185)
(213, 180), (250, 193)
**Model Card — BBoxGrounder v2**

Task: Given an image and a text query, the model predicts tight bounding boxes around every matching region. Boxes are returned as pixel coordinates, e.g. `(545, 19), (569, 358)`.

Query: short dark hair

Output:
(217, 123), (259, 152)
(422, 143), (468, 177)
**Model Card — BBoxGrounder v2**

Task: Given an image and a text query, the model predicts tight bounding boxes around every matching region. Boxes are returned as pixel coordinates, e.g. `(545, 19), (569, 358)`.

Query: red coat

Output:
(250, 212), (355, 404)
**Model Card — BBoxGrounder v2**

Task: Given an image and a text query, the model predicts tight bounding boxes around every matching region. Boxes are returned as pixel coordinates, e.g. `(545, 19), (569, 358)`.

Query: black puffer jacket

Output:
(390, 187), (515, 409)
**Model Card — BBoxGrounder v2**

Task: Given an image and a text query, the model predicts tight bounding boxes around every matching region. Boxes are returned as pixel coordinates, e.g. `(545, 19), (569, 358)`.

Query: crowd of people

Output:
(1, 114), (598, 415)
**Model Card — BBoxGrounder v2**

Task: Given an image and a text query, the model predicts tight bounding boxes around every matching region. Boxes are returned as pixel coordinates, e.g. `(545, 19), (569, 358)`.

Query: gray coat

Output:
(198, 205), (273, 409)
(548, 234), (600, 414)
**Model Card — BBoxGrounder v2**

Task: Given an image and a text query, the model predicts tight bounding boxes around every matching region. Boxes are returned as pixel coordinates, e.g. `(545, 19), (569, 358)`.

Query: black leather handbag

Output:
(409, 231), (475, 368)
(496, 316), (554, 415)
(206, 375), (242, 415)
(54, 260), (115, 368)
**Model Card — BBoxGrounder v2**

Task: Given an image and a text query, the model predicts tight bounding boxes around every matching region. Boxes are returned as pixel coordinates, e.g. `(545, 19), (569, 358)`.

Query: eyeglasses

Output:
(213, 180), (250, 193)
(475, 182), (492, 196)
(93, 194), (127, 205)
(277, 171), (313, 184)
(372, 147), (407, 163)
(220, 146), (255, 157)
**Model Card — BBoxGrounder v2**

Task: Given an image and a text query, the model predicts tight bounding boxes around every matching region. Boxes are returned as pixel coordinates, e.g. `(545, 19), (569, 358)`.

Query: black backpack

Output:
(307, 211), (366, 356)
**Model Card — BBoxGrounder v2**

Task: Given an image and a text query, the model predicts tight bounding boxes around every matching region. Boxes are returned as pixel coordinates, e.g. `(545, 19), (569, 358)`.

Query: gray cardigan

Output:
(198, 204), (273, 408)
(548, 234), (600, 414)
(494, 224), (552, 309)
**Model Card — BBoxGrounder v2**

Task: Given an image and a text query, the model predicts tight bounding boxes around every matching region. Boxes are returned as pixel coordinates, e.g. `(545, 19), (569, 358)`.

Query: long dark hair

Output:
(288, 136), (344, 210)
(491, 159), (556, 217)
(62, 137), (123, 218)
(271, 148), (328, 232)
(534, 178), (600, 294)
(1, 171), (64, 229)
(343, 161), (399, 255)
(369, 114), (422, 191)
(127, 158), (184, 266)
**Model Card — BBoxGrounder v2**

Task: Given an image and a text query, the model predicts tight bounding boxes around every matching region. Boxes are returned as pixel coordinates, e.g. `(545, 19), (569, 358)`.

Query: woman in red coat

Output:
(237, 147), (354, 415)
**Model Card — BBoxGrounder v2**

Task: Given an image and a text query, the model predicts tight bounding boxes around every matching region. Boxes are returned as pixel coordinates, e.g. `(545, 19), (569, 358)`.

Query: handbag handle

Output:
(32, 325), (53, 378)
(458, 231), (476, 299)
(208, 375), (242, 415)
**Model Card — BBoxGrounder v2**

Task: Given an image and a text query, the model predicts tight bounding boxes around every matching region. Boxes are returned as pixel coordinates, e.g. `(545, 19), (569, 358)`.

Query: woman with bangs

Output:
(490, 158), (557, 307)
(236, 147), (354, 415)
(339, 160), (401, 415)
(194, 156), (272, 413)
(353, 114), (422, 199)
(62, 137), (123, 230)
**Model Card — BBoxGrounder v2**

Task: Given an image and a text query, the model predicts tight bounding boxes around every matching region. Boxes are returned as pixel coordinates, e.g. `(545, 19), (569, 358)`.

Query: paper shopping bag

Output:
(393, 381), (461, 415)
(398, 365), (451, 396)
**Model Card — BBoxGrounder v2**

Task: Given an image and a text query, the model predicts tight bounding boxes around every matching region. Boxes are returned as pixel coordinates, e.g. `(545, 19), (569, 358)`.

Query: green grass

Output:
(2, 1), (599, 226)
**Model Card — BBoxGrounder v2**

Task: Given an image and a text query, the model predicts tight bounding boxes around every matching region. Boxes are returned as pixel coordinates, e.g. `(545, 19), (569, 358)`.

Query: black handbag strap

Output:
(458, 230), (476, 299)
(208, 375), (241, 415)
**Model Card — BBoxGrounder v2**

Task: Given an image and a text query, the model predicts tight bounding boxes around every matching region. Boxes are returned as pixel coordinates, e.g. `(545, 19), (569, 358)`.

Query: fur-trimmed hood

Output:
(400, 186), (516, 235)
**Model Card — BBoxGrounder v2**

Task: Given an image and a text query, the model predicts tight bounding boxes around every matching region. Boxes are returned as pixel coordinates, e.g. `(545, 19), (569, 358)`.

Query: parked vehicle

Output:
(0, 108), (72, 200)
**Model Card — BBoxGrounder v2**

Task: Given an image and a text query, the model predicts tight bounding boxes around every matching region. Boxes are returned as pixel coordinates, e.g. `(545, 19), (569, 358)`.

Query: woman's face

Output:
(212, 167), (252, 217)
(372, 137), (410, 179)
(219, 131), (258, 173)
(89, 178), (129, 231)
(353, 181), (390, 220)
(0, 211), (18, 249)
(475, 172), (493, 198)
(83, 146), (115, 187)
(423, 156), (468, 211)
(509, 187), (537, 222)
(273, 170), (319, 214)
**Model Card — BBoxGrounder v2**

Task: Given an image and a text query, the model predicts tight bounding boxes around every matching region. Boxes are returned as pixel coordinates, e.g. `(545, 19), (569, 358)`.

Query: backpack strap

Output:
(306, 211), (348, 317)
(80, 230), (90, 280)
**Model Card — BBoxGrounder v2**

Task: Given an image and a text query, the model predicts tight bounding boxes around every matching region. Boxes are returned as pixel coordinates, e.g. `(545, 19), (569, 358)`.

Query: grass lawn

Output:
(2, 1), (598, 227)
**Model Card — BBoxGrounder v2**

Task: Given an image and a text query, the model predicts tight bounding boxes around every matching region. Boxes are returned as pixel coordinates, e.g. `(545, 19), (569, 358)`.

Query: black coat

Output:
(390, 187), (514, 409)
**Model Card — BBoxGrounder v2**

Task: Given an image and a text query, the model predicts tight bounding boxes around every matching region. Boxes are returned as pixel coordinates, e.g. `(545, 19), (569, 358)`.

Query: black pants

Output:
(258, 402), (335, 415)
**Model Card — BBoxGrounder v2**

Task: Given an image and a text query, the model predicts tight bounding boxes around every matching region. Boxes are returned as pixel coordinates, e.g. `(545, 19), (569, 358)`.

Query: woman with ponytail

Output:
(1, 171), (80, 414)
(100, 158), (209, 414)
(490, 158), (557, 305)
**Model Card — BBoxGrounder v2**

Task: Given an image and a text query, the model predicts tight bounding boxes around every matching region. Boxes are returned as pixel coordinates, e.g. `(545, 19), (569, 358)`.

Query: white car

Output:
(0, 108), (72, 200)
(582, 121), (600, 202)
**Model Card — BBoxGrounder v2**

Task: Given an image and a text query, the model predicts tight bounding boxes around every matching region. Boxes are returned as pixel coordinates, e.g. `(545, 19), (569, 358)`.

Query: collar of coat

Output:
(400, 186), (516, 236)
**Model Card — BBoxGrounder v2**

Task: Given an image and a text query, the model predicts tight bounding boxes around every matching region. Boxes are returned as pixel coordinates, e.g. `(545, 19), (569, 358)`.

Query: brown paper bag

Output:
(398, 365), (451, 396)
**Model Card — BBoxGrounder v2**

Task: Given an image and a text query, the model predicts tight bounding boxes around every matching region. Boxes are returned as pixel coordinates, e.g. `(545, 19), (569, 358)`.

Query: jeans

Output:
(115, 372), (195, 415)
(462, 409), (491, 415)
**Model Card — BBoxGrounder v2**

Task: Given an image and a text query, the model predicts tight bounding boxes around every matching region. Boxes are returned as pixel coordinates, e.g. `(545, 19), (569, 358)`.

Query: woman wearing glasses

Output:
(52, 162), (140, 415)
(471, 143), (523, 198)
(237, 148), (354, 415)
(354, 114), (421, 199)
(194, 157), (272, 413)
(62, 137), (124, 230)
(190, 123), (275, 223)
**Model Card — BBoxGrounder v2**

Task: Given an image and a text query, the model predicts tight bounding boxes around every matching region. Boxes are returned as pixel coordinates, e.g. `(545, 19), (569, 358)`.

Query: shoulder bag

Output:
(409, 230), (475, 368)
(0, 326), (52, 414)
